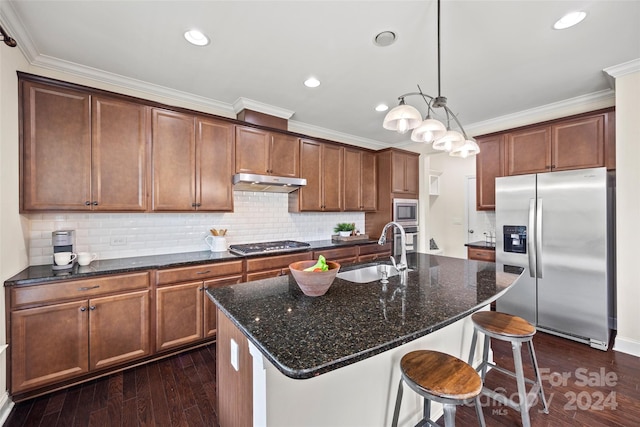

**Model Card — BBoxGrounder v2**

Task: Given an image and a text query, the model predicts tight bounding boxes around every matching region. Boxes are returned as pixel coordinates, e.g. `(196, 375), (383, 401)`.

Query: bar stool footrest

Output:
(475, 361), (538, 387)
(480, 384), (542, 413)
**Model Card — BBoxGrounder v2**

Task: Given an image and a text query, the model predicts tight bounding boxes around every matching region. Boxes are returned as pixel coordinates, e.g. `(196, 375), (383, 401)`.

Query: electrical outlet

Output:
(230, 338), (239, 371)
(110, 236), (127, 246)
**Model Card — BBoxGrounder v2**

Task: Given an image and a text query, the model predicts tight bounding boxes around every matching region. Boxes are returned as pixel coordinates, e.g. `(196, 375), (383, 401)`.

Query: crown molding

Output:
(287, 120), (390, 150)
(604, 58), (640, 79)
(0, 1), (39, 62)
(465, 89), (616, 137)
(232, 97), (294, 120)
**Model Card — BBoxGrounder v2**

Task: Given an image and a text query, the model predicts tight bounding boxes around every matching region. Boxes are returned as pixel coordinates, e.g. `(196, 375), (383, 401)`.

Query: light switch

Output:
(230, 338), (239, 371)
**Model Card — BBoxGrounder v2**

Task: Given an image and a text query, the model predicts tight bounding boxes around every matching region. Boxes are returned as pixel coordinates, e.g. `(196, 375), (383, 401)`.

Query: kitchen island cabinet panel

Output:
(21, 81), (92, 211)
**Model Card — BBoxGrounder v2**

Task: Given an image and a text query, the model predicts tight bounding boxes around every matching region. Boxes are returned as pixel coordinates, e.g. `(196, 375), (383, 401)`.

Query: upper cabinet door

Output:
(297, 139), (323, 211)
(270, 133), (299, 177)
(196, 117), (234, 211)
(21, 81), (92, 211)
(505, 126), (551, 175)
(92, 96), (149, 211)
(235, 126), (270, 175)
(151, 109), (196, 211)
(552, 114), (604, 171)
(391, 151), (419, 196)
(343, 148), (377, 211)
(475, 134), (505, 211)
(360, 151), (377, 211)
(321, 144), (343, 211)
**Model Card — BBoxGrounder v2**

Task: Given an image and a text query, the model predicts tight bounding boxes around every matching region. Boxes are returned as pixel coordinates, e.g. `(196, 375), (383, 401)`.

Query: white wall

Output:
(424, 153), (476, 259)
(0, 33), (30, 420)
(612, 68), (640, 356)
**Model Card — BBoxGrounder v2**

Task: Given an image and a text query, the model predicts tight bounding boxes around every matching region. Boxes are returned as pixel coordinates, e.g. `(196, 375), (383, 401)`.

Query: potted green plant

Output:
(334, 223), (355, 237)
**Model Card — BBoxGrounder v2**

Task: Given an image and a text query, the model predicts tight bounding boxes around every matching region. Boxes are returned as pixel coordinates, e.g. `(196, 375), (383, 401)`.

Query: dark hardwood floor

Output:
(4, 332), (639, 426)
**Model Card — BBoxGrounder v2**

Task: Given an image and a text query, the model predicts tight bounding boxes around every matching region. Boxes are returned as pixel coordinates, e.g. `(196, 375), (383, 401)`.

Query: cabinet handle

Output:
(196, 270), (211, 275)
(191, 203), (197, 207)
(80, 306), (87, 312)
(196, 203), (202, 207)
(92, 201), (98, 206)
(78, 285), (100, 291)
(85, 201), (91, 206)
(90, 305), (96, 311)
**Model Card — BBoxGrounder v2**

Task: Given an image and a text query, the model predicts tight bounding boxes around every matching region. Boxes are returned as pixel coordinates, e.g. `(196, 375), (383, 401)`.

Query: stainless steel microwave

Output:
(393, 198), (419, 226)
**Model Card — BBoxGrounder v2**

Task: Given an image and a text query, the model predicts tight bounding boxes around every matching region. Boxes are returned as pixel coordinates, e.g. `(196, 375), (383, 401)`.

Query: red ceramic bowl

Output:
(289, 260), (341, 297)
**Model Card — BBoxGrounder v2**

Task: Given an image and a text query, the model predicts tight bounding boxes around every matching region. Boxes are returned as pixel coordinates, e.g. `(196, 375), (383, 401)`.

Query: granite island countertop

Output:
(4, 238), (381, 286)
(465, 240), (496, 250)
(207, 253), (523, 379)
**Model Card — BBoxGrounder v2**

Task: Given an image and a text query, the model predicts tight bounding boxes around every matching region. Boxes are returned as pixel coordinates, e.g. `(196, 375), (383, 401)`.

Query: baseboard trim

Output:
(0, 391), (14, 426)
(613, 336), (640, 357)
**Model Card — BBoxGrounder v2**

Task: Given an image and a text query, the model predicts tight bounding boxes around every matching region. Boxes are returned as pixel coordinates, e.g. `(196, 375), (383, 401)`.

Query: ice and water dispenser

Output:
(503, 225), (527, 254)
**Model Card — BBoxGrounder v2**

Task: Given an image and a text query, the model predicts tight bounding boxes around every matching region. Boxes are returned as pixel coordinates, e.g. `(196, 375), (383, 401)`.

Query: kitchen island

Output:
(207, 253), (523, 427)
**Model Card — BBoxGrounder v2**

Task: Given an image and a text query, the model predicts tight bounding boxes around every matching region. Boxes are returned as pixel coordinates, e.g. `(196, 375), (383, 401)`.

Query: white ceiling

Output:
(2, 1), (639, 150)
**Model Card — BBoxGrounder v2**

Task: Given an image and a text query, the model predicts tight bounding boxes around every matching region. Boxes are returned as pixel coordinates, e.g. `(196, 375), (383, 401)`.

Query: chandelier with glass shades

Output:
(382, 0), (479, 158)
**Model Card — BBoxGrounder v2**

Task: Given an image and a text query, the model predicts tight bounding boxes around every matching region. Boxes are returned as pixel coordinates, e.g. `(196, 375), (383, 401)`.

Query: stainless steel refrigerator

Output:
(495, 167), (615, 350)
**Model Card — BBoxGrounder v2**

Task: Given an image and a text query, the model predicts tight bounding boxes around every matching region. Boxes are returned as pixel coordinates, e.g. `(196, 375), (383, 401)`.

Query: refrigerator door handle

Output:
(528, 198), (536, 278)
(536, 198), (543, 278)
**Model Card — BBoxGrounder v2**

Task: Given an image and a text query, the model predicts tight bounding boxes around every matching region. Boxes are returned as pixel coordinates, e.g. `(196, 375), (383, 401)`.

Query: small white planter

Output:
(338, 231), (352, 237)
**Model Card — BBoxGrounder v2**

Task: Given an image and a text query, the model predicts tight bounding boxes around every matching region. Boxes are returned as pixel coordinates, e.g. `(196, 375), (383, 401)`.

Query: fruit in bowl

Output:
(289, 256), (341, 297)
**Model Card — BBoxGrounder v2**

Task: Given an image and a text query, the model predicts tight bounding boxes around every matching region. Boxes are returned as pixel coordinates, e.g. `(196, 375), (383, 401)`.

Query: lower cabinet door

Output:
(203, 275), (243, 338)
(89, 290), (150, 370)
(156, 282), (203, 351)
(11, 300), (89, 393)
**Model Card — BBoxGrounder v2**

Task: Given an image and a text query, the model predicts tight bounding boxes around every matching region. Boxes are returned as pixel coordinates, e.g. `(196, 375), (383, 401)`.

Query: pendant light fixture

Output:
(382, 0), (479, 157)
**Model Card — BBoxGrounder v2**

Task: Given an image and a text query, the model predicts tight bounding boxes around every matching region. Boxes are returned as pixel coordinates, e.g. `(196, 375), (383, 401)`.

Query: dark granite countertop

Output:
(4, 238), (380, 286)
(207, 253), (523, 379)
(465, 240), (496, 250)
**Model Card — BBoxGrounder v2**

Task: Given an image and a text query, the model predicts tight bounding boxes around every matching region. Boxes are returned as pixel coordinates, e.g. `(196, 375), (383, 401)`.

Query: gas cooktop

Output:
(229, 240), (311, 256)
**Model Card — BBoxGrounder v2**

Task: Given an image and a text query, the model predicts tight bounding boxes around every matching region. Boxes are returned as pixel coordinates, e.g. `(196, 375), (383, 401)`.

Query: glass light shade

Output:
(410, 118), (447, 143)
(449, 139), (480, 158)
(432, 130), (465, 152)
(383, 104), (423, 134)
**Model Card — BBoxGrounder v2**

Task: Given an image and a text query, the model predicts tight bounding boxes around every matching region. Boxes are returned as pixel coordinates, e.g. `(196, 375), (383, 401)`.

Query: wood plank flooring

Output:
(4, 332), (640, 426)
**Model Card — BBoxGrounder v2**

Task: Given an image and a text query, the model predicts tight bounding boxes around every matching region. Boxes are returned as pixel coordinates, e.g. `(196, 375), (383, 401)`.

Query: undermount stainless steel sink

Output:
(337, 264), (405, 283)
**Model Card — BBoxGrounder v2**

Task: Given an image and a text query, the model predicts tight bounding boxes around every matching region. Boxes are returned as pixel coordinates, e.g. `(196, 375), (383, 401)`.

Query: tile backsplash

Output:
(26, 192), (365, 266)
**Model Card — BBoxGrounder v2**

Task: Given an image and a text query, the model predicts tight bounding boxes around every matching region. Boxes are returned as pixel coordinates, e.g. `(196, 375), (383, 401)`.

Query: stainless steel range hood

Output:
(232, 173), (306, 193)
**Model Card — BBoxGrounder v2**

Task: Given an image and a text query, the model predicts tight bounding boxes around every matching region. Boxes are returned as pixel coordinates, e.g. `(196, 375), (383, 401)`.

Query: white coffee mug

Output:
(77, 252), (97, 266)
(54, 251), (77, 266)
(205, 235), (228, 252)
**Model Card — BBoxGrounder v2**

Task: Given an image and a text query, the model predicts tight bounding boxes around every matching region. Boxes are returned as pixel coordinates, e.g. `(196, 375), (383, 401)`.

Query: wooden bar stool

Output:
(391, 350), (485, 427)
(467, 311), (549, 427)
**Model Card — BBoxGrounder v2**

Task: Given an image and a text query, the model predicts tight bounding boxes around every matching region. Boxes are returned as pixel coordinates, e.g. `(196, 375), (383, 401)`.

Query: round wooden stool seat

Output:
(471, 311), (535, 338)
(401, 350), (482, 400)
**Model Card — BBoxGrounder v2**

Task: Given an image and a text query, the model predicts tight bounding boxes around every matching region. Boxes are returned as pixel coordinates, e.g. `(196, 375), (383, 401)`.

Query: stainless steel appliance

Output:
(392, 198), (419, 256)
(496, 167), (615, 350)
(229, 240), (310, 256)
(232, 173), (307, 193)
(52, 230), (76, 270)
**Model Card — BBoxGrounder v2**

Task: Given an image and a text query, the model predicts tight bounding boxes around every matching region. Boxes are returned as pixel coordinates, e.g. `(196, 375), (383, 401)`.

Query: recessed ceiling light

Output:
(304, 77), (320, 88)
(375, 104), (389, 112)
(553, 11), (587, 30)
(184, 29), (210, 46)
(374, 31), (397, 47)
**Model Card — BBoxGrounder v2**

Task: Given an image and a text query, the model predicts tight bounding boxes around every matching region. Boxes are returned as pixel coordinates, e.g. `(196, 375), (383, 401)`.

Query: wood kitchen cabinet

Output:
(20, 78), (148, 212)
(475, 108), (614, 211)
(391, 150), (419, 196)
(289, 139), (343, 212)
(313, 246), (359, 266)
(8, 272), (150, 395)
(152, 109), (234, 211)
(245, 252), (312, 281)
(475, 134), (505, 211)
(155, 261), (243, 351)
(344, 147), (377, 211)
(467, 247), (496, 262)
(357, 242), (393, 263)
(235, 126), (299, 177)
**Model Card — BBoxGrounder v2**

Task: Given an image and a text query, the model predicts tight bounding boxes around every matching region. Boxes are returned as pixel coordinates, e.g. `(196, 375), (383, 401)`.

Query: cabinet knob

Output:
(89, 305), (96, 311)
(80, 306), (87, 312)
(85, 201), (91, 206)
(191, 203), (197, 207)
(92, 201), (98, 206)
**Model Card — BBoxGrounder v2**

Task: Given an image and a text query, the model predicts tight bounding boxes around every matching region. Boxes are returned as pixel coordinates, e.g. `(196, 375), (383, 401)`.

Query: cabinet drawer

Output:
(358, 242), (392, 256)
(11, 272), (150, 308)
(467, 248), (496, 262)
(313, 246), (358, 260)
(156, 261), (243, 285)
(246, 252), (312, 272)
